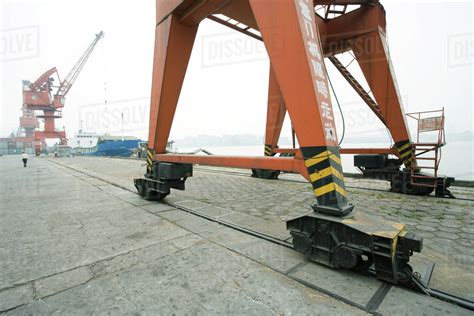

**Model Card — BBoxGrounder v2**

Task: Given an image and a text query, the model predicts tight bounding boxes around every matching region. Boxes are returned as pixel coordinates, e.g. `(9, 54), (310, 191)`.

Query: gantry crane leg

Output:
(334, 5), (452, 195)
(263, 66), (286, 158)
(147, 15), (198, 156)
(348, 24), (434, 195)
(252, 66), (287, 180)
(135, 12), (198, 200)
(349, 16), (413, 164)
(250, 0), (352, 215)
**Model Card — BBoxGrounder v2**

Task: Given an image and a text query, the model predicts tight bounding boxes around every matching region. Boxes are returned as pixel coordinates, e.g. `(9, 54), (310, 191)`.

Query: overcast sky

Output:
(0, 0), (472, 144)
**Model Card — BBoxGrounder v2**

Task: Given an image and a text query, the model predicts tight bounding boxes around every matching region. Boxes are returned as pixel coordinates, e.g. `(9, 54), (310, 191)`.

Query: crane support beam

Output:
(154, 154), (307, 175)
(272, 148), (397, 155)
(179, 0), (229, 26)
(322, 2), (385, 51)
(207, 15), (262, 41)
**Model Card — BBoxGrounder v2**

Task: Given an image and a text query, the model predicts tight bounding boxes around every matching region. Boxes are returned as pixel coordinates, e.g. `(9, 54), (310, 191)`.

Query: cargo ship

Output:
(69, 131), (141, 157)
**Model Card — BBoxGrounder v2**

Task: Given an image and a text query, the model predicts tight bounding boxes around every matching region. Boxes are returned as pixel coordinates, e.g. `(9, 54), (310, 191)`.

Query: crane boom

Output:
(31, 67), (57, 88)
(56, 31), (105, 97)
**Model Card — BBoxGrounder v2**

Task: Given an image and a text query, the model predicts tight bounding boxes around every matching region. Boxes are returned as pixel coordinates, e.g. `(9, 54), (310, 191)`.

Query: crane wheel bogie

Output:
(134, 162), (192, 201)
(251, 168), (280, 180)
(354, 154), (454, 198)
(287, 211), (423, 285)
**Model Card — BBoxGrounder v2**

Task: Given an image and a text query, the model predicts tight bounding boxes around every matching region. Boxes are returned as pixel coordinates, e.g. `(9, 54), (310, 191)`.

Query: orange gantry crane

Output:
(22, 31), (104, 155)
(135, 0), (425, 286)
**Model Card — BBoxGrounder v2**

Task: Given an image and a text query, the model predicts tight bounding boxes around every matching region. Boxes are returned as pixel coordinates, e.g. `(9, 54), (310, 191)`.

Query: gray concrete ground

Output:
(0, 155), (364, 314)
(48, 157), (474, 300)
(1, 155), (472, 315)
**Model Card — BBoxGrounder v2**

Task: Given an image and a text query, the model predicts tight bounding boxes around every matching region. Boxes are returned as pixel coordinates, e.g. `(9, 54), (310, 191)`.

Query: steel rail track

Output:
(47, 159), (474, 312)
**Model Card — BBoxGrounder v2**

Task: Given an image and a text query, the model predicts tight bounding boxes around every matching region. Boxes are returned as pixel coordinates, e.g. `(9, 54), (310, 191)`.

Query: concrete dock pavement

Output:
(1, 155), (472, 314)
(51, 157), (474, 300)
(48, 157), (474, 302)
(0, 155), (364, 314)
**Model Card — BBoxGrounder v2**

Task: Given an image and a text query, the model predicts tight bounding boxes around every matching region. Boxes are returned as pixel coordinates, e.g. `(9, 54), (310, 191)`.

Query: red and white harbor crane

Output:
(21, 31), (104, 155)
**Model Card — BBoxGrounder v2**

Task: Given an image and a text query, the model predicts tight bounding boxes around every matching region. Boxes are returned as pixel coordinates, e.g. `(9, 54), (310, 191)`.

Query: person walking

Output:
(21, 151), (28, 167)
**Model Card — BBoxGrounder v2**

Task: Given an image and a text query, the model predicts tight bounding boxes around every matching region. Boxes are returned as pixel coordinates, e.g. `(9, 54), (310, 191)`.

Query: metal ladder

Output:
(410, 143), (440, 188)
(406, 109), (446, 188)
(328, 56), (386, 124)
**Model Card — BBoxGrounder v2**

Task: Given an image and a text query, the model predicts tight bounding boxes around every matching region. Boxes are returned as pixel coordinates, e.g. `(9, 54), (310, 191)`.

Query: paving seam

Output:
(288, 275), (369, 312)
(364, 283), (392, 312)
(283, 261), (309, 275)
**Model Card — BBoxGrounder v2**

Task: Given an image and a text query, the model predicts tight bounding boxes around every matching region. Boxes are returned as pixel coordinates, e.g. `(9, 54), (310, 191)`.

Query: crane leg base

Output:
(134, 178), (171, 201)
(134, 162), (193, 200)
(287, 211), (423, 285)
(390, 172), (455, 198)
(251, 168), (280, 180)
(354, 154), (455, 197)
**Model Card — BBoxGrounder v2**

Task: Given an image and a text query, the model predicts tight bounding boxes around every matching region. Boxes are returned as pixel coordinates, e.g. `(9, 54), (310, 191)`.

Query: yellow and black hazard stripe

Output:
(146, 148), (154, 173)
(395, 140), (413, 167)
(264, 144), (275, 157)
(301, 146), (348, 208)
